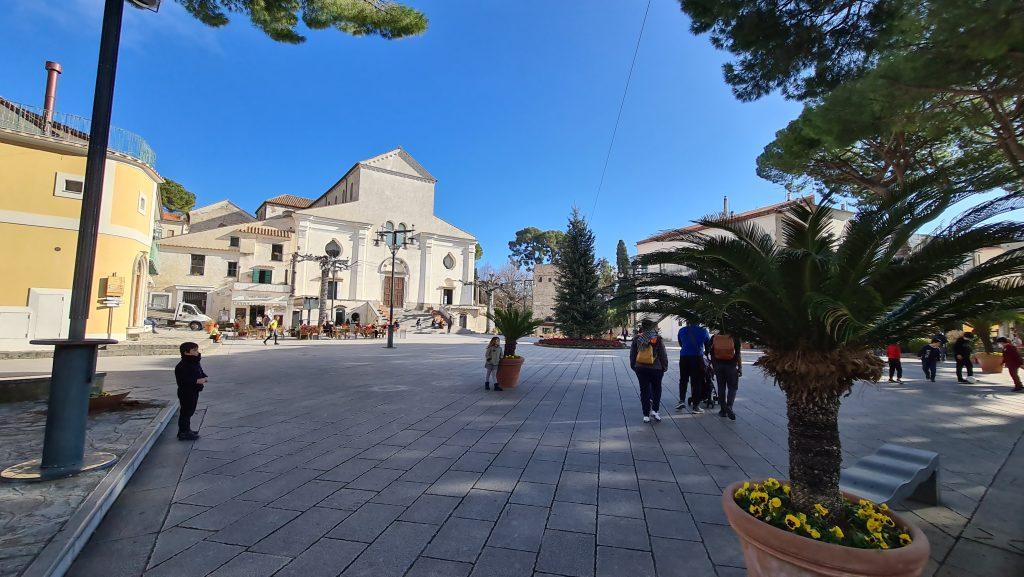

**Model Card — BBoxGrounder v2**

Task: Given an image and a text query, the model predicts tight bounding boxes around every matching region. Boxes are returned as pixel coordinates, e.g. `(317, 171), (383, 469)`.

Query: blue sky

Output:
(4, 0), (803, 266)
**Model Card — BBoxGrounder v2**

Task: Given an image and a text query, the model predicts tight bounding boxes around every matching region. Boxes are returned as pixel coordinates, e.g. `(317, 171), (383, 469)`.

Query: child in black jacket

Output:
(174, 342), (207, 441)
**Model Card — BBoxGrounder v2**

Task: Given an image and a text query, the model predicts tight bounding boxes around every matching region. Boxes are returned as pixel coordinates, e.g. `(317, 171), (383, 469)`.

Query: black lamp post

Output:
(292, 240), (349, 327)
(2, 0), (160, 482)
(374, 226), (416, 348)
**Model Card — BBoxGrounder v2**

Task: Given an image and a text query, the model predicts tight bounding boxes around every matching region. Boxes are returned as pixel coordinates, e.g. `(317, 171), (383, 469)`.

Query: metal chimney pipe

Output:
(43, 61), (62, 135)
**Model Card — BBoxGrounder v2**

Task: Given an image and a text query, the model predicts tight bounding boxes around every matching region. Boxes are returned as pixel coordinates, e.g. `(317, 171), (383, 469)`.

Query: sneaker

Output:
(897, 379), (903, 384)
(675, 400), (686, 411)
(718, 409), (727, 417)
(651, 411), (661, 422)
(887, 378), (894, 382)
(485, 382), (491, 391)
(643, 416), (651, 423)
(728, 409), (736, 421)
(177, 432), (199, 441)
(1013, 387), (1023, 393)
(957, 379), (970, 383)
(493, 384), (504, 391)
(691, 405), (703, 414)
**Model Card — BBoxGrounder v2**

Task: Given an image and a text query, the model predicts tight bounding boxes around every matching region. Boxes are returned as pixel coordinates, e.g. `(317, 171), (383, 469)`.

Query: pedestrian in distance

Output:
(953, 333), (975, 383)
(485, 336), (503, 391)
(886, 343), (903, 383)
(709, 330), (742, 420)
(631, 319), (668, 423)
(996, 337), (1023, 392)
(932, 332), (948, 362)
(918, 339), (942, 382)
(263, 316), (279, 345)
(174, 342), (207, 441)
(676, 320), (711, 413)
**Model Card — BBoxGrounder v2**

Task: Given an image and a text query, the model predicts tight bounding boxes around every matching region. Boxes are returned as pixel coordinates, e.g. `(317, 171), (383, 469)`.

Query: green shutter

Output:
(251, 268), (259, 282)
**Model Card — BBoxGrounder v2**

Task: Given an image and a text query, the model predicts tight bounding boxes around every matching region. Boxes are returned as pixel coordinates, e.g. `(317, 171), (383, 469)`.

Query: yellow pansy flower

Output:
(784, 514), (801, 530)
(899, 533), (912, 546)
(764, 478), (780, 490)
(807, 528), (821, 539)
(866, 518), (883, 533)
(749, 504), (764, 517)
(798, 512), (808, 524)
(814, 503), (829, 517)
(858, 499), (872, 508)
(734, 488), (748, 499)
(749, 491), (769, 503)
(769, 497), (782, 509)
(782, 484), (791, 495)
(742, 481), (750, 491)
(878, 503), (889, 512)
(882, 515), (895, 528)
(829, 526), (845, 540)
(879, 540), (890, 550)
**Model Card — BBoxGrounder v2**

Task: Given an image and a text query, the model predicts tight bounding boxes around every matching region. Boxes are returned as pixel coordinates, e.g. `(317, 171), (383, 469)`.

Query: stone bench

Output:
(839, 443), (940, 506)
(0, 372), (107, 403)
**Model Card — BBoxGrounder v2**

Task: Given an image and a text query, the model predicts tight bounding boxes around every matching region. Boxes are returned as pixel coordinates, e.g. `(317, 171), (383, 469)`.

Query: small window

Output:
(138, 192), (147, 214)
(167, 230), (175, 237)
(229, 236), (239, 248)
(271, 243), (284, 261)
(227, 261), (238, 277)
(252, 269), (273, 284)
(54, 172), (85, 199)
(443, 254), (456, 270)
(190, 254), (205, 276)
(327, 280), (340, 299)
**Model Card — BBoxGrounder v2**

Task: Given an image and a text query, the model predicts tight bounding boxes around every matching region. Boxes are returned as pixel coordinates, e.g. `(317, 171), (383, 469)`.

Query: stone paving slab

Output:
(0, 338), (1013, 577)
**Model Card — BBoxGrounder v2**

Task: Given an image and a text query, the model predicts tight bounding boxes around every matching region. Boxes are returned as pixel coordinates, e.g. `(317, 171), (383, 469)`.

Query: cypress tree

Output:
(553, 208), (607, 338)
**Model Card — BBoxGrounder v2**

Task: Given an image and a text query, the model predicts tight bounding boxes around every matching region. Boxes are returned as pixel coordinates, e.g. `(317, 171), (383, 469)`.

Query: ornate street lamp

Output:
(292, 240), (350, 327)
(374, 225), (417, 348)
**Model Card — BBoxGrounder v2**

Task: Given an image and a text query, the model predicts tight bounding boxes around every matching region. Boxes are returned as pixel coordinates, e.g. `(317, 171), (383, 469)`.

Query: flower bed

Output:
(734, 478), (912, 550)
(536, 338), (626, 349)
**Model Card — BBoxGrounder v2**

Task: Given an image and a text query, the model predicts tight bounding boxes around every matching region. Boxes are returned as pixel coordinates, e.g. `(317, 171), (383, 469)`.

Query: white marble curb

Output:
(19, 403), (177, 577)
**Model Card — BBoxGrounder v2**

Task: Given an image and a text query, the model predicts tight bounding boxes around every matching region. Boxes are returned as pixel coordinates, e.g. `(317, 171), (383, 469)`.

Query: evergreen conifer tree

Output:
(553, 208), (607, 338)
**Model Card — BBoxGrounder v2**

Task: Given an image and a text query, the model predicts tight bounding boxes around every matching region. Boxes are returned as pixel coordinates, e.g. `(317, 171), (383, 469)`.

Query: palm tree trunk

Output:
(786, 391), (844, 516)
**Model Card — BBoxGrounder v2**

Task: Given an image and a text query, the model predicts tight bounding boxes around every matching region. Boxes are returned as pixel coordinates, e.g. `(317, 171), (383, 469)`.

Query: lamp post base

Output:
(2, 452), (118, 482)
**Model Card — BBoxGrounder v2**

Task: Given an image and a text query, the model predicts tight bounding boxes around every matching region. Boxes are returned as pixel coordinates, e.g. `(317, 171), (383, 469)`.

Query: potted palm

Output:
(634, 190), (1024, 577)
(966, 310), (1023, 373)
(487, 306), (543, 388)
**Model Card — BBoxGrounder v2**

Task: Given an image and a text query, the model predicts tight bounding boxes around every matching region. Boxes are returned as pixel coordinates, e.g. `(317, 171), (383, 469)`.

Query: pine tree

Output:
(613, 240), (633, 328)
(553, 208), (607, 339)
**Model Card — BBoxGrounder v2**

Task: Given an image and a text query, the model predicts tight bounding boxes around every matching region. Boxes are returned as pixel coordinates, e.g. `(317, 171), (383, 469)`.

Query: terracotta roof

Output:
(239, 225), (292, 238)
(160, 211), (184, 221)
(638, 196), (815, 245)
(263, 194), (314, 209)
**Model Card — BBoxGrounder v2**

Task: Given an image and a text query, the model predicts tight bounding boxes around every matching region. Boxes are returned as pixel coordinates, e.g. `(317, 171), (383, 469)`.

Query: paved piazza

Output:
(3, 335), (1018, 577)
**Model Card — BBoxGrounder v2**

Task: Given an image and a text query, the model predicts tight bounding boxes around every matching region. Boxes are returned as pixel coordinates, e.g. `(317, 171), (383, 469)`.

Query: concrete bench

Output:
(0, 372), (107, 403)
(839, 443), (940, 506)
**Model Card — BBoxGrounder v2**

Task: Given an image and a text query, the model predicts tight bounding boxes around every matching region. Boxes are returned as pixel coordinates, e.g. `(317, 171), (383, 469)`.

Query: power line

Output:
(589, 0), (652, 220)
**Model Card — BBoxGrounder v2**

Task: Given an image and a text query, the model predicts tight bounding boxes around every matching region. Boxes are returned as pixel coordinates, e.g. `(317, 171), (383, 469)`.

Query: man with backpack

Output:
(676, 320), (711, 413)
(710, 330), (742, 420)
(630, 319), (669, 423)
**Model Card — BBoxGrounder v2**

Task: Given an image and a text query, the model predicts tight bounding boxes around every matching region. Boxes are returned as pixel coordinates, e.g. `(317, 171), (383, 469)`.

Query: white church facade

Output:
(151, 148), (484, 331)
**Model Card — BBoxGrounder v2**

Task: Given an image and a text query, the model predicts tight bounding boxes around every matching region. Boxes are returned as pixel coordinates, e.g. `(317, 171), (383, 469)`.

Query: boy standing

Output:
(175, 342), (207, 441)
(919, 340), (942, 382)
(996, 337), (1023, 392)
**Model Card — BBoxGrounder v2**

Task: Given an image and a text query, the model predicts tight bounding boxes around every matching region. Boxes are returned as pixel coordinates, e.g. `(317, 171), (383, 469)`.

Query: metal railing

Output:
(0, 99), (156, 166)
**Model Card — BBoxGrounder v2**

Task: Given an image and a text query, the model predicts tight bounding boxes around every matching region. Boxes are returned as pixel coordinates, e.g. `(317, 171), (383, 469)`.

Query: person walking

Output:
(484, 336), (503, 391)
(886, 343), (903, 383)
(709, 330), (742, 420)
(174, 342), (207, 441)
(263, 316), (279, 345)
(996, 337), (1023, 392)
(676, 320), (711, 413)
(932, 331), (948, 362)
(630, 319), (668, 423)
(919, 339), (942, 382)
(953, 333), (975, 383)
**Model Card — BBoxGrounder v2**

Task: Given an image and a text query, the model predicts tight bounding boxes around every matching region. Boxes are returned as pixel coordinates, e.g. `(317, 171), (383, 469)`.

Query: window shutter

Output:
(251, 268), (259, 283)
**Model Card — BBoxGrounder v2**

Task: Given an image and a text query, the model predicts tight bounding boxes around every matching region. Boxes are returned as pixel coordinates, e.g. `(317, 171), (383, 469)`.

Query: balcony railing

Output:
(233, 282), (292, 294)
(0, 98), (156, 167)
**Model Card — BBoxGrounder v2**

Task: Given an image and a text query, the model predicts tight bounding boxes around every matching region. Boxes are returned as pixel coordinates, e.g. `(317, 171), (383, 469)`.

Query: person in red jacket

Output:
(886, 343), (903, 383)
(996, 337), (1023, 392)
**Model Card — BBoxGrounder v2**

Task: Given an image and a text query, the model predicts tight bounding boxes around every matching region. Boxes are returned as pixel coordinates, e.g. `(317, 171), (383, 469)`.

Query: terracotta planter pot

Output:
(974, 352), (1004, 374)
(496, 357), (525, 388)
(722, 481), (930, 577)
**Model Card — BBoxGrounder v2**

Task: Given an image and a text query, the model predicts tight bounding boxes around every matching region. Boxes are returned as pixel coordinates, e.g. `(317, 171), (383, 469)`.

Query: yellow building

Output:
(0, 96), (161, 344)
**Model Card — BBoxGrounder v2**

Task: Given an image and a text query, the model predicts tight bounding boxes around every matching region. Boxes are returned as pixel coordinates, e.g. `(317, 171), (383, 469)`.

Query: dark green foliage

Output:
(612, 240), (634, 328)
(176, 0), (428, 44)
(487, 306), (544, 357)
(475, 244), (484, 261)
(508, 227), (565, 271)
(553, 209), (608, 339)
(158, 179), (196, 213)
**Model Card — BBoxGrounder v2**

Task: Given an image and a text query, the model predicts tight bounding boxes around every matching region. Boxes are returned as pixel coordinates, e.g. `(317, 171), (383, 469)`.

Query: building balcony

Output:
(0, 98), (156, 166)
(232, 282), (291, 294)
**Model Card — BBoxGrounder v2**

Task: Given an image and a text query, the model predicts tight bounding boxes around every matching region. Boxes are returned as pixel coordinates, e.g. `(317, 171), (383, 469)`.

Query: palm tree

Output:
(487, 306), (544, 357)
(632, 187), (1024, 518)
(965, 309), (1024, 353)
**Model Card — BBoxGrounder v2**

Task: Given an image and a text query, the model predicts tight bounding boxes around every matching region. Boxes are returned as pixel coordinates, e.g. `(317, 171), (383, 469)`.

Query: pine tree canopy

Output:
(553, 209), (607, 339)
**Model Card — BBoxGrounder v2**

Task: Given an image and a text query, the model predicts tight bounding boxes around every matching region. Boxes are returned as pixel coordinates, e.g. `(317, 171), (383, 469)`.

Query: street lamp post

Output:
(374, 226), (416, 349)
(2, 0), (161, 482)
(292, 240), (350, 327)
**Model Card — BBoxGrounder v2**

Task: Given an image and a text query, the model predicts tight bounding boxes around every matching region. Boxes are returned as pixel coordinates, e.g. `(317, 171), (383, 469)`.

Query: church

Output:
(151, 147), (484, 331)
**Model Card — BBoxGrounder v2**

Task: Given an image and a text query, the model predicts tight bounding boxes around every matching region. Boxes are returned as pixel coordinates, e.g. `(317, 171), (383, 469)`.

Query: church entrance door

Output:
(383, 277), (405, 309)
